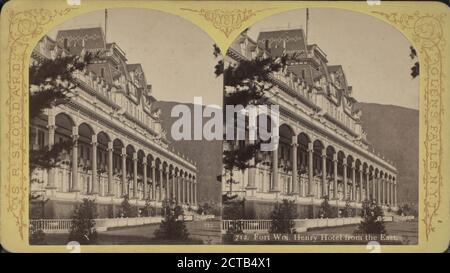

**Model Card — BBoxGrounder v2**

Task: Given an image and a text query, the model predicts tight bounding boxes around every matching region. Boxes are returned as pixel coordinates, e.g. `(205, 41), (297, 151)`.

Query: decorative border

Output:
(0, 1), (448, 252)
(180, 8), (274, 37)
(372, 11), (446, 241)
(6, 7), (78, 240)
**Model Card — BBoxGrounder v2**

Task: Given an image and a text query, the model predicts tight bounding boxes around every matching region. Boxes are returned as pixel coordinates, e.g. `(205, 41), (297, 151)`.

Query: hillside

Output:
(153, 101), (222, 206)
(154, 101), (419, 205)
(356, 102), (419, 204)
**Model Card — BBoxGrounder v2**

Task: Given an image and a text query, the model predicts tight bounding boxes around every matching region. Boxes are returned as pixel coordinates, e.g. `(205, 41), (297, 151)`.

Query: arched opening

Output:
(112, 138), (124, 197)
(154, 158), (162, 201)
(97, 131), (111, 196)
(125, 144), (136, 197)
(278, 124), (295, 194)
(337, 151), (346, 200)
(325, 145), (336, 197)
(78, 123), (95, 194)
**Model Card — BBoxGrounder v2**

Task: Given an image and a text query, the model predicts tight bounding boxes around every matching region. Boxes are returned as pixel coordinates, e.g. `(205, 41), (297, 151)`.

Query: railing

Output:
(222, 216), (393, 234)
(31, 219), (73, 234)
(392, 215), (415, 222)
(222, 220), (273, 233)
(30, 216), (163, 234)
(195, 214), (216, 221)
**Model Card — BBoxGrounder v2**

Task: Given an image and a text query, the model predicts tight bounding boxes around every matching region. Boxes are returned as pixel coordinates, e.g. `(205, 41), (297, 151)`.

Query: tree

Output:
(154, 199), (189, 241)
(269, 199), (297, 234)
(222, 198), (245, 220)
(319, 195), (334, 218)
(341, 200), (353, 218)
(213, 42), (287, 187)
(354, 200), (387, 235)
(397, 202), (418, 217)
(409, 46), (419, 79)
(120, 194), (138, 218)
(68, 198), (98, 244)
(142, 197), (155, 217)
(29, 223), (46, 245)
(29, 51), (97, 198)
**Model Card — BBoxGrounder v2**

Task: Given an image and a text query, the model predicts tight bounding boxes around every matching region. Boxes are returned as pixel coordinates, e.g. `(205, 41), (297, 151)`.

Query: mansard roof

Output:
(56, 27), (106, 55)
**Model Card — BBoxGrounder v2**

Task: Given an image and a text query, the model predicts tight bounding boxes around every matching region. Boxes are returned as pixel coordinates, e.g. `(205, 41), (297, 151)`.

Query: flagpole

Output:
(105, 9), (108, 42)
(305, 8), (309, 45)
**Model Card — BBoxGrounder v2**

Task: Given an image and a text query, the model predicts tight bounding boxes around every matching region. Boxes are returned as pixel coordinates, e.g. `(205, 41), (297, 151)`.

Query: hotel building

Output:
(30, 27), (198, 218)
(223, 29), (398, 219)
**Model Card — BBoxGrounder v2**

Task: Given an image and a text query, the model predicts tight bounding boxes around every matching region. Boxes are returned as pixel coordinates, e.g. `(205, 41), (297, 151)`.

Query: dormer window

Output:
(240, 42), (245, 54)
(63, 38), (68, 49)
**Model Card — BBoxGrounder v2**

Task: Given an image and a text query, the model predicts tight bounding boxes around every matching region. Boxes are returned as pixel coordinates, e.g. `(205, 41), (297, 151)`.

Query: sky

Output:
(247, 8), (419, 110)
(48, 8), (223, 106)
(47, 8), (418, 110)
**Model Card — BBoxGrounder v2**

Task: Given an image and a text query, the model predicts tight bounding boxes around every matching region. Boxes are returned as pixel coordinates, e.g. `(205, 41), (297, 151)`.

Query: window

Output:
(101, 68), (105, 78)
(63, 38), (68, 49)
(301, 69), (305, 79)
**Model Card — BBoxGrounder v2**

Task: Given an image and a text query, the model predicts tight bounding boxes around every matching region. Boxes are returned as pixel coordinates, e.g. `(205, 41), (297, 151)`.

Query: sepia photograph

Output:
(28, 8), (222, 245)
(220, 8), (419, 245)
(1, 0), (447, 255)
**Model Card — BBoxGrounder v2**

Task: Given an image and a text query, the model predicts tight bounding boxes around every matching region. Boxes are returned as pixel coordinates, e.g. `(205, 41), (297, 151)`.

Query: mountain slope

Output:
(356, 102), (419, 204)
(154, 101), (222, 206)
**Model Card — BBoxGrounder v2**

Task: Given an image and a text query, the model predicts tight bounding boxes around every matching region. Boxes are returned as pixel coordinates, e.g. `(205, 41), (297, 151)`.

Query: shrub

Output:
(68, 198), (98, 244)
(154, 199), (189, 241)
(120, 194), (138, 218)
(354, 200), (387, 235)
(319, 195), (335, 218)
(269, 199), (297, 234)
(29, 224), (46, 245)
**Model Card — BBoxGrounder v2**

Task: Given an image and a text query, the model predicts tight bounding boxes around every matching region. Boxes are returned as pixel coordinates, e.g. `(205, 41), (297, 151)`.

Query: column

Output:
(359, 166), (363, 202)
(151, 165), (156, 201)
(181, 176), (185, 204)
(394, 181), (397, 207)
(70, 127), (79, 192)
(194, 179), (197, 205)
(291, 136), (298, 194)
(132, 152), (138, 198)
(271, 147), (280, 192)
(189, 178), (193, 204)
(372, 173), (377, 201)
(377, 175), (381, 204)
(46, 121), (56, 189)
(246, 160), (256, 191)
(366, 171), (370, 201)
(176, 171), (181, 203)
(107, 142), (114, 196)
(188, 178), (192, 204)
(333, 154), (338, 199)
(185, 177), (189, 204)
(172, 171), (176, 200)
(381, 178), (385, 205)
(343, 162), (347, 200)
(91, 135), (98, 194)
(388, 179), (392, 205)
(159, 168), (163, 201)
(121, 148), (127, 196)
(307, 142), (314, 196)
(165, 170), (170, 200)
(351, 162), (356, 201)
(321, 148), (327, 197)
(142, 158), (147, 200)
